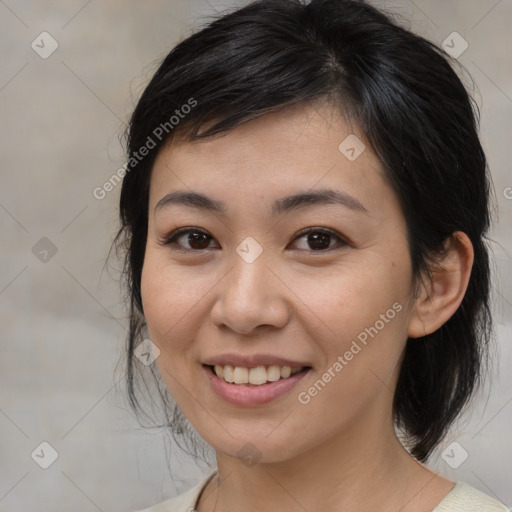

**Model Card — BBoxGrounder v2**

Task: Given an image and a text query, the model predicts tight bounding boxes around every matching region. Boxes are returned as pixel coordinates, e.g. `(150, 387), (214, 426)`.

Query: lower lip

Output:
(203, 365), (311, 406)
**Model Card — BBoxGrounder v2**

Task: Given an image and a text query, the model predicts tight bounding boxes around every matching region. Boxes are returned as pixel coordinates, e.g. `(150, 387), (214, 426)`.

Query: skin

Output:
(140, 102), (474, 511)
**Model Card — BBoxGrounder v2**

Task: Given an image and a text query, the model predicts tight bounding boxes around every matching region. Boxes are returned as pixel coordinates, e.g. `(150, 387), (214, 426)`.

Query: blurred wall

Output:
(1, 1), (511, 511)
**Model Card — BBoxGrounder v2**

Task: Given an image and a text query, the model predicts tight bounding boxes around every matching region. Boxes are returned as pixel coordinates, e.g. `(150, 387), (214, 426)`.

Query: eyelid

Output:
(157, 226), (216, 251)
(290, 226), (349, 250)
(158, 226), (350, 252)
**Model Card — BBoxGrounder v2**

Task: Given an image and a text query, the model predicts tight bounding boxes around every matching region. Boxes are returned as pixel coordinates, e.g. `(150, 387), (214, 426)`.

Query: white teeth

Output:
(248, 366), (267, 385)
(223, 365), (234, 383)
(233, 366), (249, 384)
(267, 365), (281, 382)
(280, 366), (291, 379)
(212, 364), (306, 385)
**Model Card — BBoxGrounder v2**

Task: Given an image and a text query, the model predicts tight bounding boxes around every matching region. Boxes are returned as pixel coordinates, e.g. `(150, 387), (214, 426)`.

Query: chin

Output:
(204, 430), (310, 466)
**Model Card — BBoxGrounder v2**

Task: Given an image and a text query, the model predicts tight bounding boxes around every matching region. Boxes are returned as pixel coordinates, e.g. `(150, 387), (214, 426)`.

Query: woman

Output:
(115, 0), (508, 510)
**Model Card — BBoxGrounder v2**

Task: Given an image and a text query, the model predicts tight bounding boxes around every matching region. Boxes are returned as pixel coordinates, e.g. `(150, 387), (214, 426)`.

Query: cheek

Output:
(290, 258), (410, 397)
(140, 261), (170, 340)
(290, 257), (408, 344)
(141, 253), (201, 337)
(140, 261), (196, 404)
(140, 253), (220, 398)
(140, 256), (195, 366)
(293, 302), (407, 437)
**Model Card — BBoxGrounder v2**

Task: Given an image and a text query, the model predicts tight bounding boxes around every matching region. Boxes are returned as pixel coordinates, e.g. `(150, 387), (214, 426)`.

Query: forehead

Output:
(149, 103), (392, 215)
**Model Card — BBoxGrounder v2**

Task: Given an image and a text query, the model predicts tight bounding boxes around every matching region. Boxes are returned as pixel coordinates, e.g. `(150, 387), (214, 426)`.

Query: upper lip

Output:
(203, 353), (311, 368)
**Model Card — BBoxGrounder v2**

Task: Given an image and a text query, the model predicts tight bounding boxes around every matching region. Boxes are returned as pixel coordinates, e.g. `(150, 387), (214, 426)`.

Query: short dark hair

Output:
(115, 0), (495, 462)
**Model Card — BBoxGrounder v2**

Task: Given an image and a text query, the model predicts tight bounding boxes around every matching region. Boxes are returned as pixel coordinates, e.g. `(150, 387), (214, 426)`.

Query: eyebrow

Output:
(154, 188), (369, 216)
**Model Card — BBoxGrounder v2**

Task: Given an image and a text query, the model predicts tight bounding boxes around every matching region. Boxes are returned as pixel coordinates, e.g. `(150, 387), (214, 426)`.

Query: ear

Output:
(407, 231), (474, 338)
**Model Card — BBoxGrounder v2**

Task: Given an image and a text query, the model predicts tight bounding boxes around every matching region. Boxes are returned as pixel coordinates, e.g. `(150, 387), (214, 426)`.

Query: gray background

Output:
(0, 1), (511, 511)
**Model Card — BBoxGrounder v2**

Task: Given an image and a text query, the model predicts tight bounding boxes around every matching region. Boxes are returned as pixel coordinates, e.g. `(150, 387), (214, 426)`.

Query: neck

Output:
(197, 404), (452, 512)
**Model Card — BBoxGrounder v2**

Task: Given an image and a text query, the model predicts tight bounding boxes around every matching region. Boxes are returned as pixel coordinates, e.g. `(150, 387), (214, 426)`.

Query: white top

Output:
(135, 470), (509, 512)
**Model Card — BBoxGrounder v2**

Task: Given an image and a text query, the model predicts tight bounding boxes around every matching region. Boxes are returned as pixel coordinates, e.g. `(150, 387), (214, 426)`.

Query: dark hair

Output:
(115, 0), (495, 462)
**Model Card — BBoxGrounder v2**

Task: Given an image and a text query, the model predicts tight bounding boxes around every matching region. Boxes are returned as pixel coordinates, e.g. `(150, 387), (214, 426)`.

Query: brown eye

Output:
(306, 231), (332, 250)
(161, 228), (217, 251)
(291, 228), (347, 252)
(186, 231), (211, 249)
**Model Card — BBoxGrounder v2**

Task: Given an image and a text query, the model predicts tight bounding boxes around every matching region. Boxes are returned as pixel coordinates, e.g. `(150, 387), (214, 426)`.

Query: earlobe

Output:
(407, 231), (474, 339)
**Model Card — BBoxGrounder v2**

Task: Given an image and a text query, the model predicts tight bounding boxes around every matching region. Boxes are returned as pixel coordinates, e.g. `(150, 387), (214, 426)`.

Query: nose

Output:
(210, 251), (290, 335)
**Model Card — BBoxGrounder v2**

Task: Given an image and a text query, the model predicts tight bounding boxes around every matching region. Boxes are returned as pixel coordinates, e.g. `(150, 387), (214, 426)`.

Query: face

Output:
(141, 103), (418, 464)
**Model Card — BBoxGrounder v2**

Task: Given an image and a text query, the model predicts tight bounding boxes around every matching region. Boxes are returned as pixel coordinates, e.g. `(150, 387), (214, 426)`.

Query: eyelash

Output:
(158, 226), (349, 253)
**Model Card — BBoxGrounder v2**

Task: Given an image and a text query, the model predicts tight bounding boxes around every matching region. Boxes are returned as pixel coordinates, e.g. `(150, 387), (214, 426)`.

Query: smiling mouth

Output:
(204, 364), (311, 386)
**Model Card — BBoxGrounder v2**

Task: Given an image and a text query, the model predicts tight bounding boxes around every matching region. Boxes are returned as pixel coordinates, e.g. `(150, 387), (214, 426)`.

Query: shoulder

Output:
(434, 481), (509, 512)
(134, 470), (218, 512)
